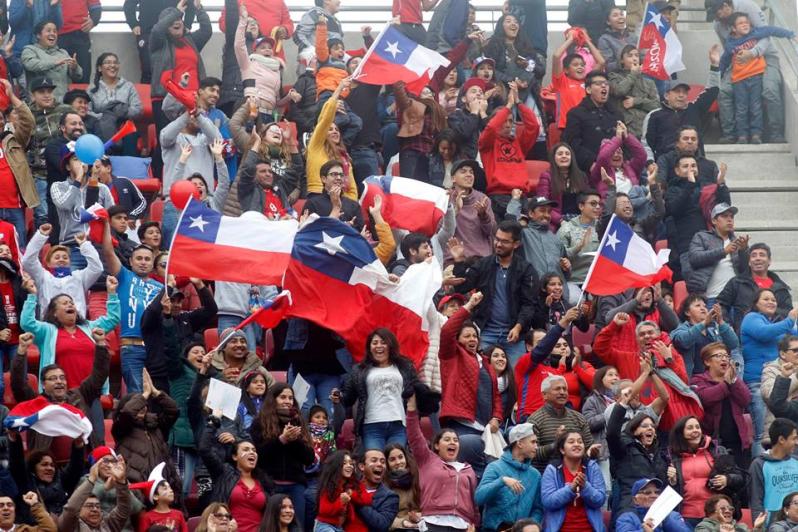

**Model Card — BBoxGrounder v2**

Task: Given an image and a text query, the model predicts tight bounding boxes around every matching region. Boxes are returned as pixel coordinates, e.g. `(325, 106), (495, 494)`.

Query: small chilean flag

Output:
(236, 291), (292, 330)
(4, 396), (93, 442)
(360, 175), (449, 237)
(168, 199), (298, 285)
(638, 3), (685, 80)
(79, 203), (110, 245)
(582, 215), (672, 296)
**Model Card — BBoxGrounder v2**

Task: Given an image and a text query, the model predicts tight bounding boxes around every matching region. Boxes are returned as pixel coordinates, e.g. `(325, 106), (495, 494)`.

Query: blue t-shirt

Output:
(116, 266), (162, 338)
(762, 457), (798, 515)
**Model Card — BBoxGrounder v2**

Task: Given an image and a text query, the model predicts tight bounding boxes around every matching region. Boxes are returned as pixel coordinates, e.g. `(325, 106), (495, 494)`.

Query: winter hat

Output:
(130, 462), (167, 503)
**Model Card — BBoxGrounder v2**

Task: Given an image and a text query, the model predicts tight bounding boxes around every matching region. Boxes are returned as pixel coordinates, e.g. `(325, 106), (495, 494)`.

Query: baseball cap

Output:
(664, 80), (690, 92)
(472, 56), (496, 70)
(253, 36), (276, 51)
(89, 446), (117, 465)
(631, 478), (664, 497)
(30, 77), (56, 92)
(710, 202), (738, 218)
(508, 423), (537, 445)
(437, 293), (466, 311)
(527, 196), (559, 210)
(451, 159), (481, 174)
(653, 0), (678, 11)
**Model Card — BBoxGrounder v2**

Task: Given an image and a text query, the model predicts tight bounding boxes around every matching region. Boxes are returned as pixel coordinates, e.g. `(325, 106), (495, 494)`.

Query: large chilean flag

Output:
(360, 175), (449, 237)
(168, 199), (298, 285)
(582, 215), (672, 296)
(282, 216), (441, 367)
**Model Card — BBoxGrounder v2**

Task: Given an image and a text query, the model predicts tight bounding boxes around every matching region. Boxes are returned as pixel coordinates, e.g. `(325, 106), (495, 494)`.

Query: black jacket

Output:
(717, 271), (793, 334)
(687, 229), (748, 294)
(356, 483), (400, 532)
(237, 151), (294, 217)
(656, 151), (719, 186)
(141, 285), (217, 392)
(453, 253), (540, 332)
(109, 176), (147, 219)
(341, 357), (419, 437)
(664, 179), (730, 255)
(250, 417), (315, 485)
(606, 403), (668, 513)
(562, 97), (623, 172)
(197, 420), (273, 503)
(123, 0), (195, 34)
(304, 192), (364, 231)
(448, 108), (487, 160)
(567, 0), (616, 42)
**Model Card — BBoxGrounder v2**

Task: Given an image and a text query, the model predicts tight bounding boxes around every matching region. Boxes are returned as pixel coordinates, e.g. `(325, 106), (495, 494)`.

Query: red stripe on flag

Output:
(583, 255), (672, 296)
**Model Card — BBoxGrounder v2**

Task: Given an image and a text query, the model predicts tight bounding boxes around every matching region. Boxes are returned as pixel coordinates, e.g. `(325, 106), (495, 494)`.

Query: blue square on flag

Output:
(176, 201), (222, 243)
(374, 27), (416, 66)
(601, 218), (633, 265)
(292, 218), (378, 283)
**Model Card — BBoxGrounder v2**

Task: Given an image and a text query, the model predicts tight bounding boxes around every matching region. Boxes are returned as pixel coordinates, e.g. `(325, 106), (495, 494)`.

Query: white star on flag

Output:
(384, 41), (401, 59)
(606, 231), (621, 251)
(315, 232), (347, 256)
(651, 13), (664, 29)
(189, 215), (209, 232)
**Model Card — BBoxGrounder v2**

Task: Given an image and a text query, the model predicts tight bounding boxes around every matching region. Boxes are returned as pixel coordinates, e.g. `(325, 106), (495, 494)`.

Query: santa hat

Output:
(89, 446), (117, 465)
(130, 462), (167, 503)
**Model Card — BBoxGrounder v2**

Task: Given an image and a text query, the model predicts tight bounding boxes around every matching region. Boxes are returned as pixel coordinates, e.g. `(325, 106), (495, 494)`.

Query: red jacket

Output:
(478, 105), (540, 196)
(219, 0), (294, 40)
(439, 307), (503, 423)
(316, 481), (373, 532)
(515, 354), (595, 417)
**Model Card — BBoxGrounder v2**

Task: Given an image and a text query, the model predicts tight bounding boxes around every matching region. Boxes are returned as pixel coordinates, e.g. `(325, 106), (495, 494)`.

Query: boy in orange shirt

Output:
(550, 29), (606, 130)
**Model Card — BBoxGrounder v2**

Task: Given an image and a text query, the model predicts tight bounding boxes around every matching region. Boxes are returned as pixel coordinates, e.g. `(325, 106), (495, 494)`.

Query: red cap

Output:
(437, 293), (466, 311)
(461, 77), (489, 95)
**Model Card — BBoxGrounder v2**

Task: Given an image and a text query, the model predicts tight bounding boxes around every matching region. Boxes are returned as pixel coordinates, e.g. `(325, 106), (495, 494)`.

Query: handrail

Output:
(763, 0), (798, 81)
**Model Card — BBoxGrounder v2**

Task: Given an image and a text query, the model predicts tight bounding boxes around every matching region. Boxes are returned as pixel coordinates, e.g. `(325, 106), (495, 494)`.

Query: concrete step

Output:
(729, 191), (798, 213)
(705, 144), (793, 154)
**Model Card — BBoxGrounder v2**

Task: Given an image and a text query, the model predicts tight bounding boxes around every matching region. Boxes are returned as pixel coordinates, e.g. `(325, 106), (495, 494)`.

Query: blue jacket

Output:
(355, 483), (399, 532)
(741, 312), (796, 383)
(475, 449), (543, 530)
(540, 460), (606, 532)
(670, 320), (739, 375)
(616, 505), (691, 532)
(720, 25), (795, 74)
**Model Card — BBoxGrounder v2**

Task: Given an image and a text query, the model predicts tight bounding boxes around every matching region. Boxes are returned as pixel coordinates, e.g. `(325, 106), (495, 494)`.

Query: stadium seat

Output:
(337, 419), (355, 450)
(547, 123), (561, 150)
(271, 371), (288, 383)
(739, 508), (752, 528)
(524, 160), (550, 194)
(108, 156), (160, 194)
(293, 199), (306, 215)
(204, 328), (220, 350)
(673, 280), (688, 312)
(149, 198), (164, 223)
(3, 373), (38, 408)
(188, 516), (202, 532)
(25, 343), (40, 373)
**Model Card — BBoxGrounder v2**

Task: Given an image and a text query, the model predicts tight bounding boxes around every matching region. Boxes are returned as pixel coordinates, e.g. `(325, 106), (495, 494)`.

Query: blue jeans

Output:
(33, 178), (48, 228)
(275, 483), (307, 529)
(399, 149), (430, 182)
(479, 323), (527, 367)
(733, 74), (764, 139)
(217, 314), (257, 351)
(350, 146), (380, 189)
(360, 420), (407, 451)
(380, 123), (399, 164)
(162, 200), (178, 248)
(121, 344), (147, 393)
(0, 208), (26, 248)
(67, 244), (87, 271)
(313, 522), (343, 532)
(288, 370), (340, 420)
(748, 380), (765, 457)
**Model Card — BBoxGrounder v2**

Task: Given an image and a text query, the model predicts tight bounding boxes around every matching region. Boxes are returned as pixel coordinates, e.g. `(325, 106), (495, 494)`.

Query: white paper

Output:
(205, 378), (242, 420)
(293, 373), (311, 409)
(644, 485), (683, 528)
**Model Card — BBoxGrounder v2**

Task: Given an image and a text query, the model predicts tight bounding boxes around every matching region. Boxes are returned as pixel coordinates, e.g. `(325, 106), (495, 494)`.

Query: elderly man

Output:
(211, 328), (275, 387)
(58, 455), (130, 531)
(528, 375), (594, 472)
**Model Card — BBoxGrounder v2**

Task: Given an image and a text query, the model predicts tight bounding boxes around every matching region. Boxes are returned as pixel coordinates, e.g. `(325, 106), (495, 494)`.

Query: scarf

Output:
(249, 54), (283, 73)
(307, 423), (336, 473)
(388, 469), (414, 490)
(53, 267), (71, 278)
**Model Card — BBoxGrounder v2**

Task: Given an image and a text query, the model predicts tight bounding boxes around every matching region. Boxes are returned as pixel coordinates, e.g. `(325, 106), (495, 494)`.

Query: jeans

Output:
(162, 200), (178, 248)
(0, 208), (26, 248)
(399, 149), (430, 182)
(33, 178), (48, 228)
(748, 380), (765, 458)
(121, 344), (147, 393)
(381, 123), (399, 164)
(58, 31), (91, 83)
(733, 75), (763, 139)
(762, 53), (785, 139)
(313, 522), (343, 532)
(288, 370), (340, 420)
(719, 69), (736, 138)
(479, 323), (527, 367)
(67, 244), (87, 271)
(217, 314), (257, 351)
(360, 420), (407, 451)
(275, 483), (307, 529)
(350, 146), (381, 189)
(397, 23), (427, 44)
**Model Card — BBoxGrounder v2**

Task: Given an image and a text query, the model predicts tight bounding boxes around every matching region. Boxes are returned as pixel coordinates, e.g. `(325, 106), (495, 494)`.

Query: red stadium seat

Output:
(673, 281), (688, 313)
(104, 419), (115, 448)
(337, 419), (355, 450)
(149, 198), (164, 223)
(547, 123), (561, 151)
(739, 509), (752, 528)
(188, 516), (202, 532)
(3, 373), (38, 408)
(204, 328), (220, 350)
(524, 160), (550, 194)
(25, 343), (40, 373)
(271, 371), (287, 383)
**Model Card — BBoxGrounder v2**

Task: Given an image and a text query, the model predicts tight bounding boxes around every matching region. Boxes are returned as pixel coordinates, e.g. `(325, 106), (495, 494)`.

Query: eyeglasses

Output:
(709, 353), (730, 360)
(591, 80), (609, 87)
(212, 512), (231, 520)
(326, 172), (345, 178)
(45, 375), (67, 382)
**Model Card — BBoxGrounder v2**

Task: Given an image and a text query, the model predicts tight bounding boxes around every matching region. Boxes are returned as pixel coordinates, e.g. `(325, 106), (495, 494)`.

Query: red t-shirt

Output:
(173, 40), (200, 91)
(55, 328), (95, 389)
(392, 0), (422, 24)
(229, 480), (267, 532)
(0, 281), (19, 343)
(753, 275), (774, 289)
(61, 0), (101, 34)
(0, 148), (20, 209)
(263, 190), (287, 219)
(137, 508), (188, 532)
(552, 72), (586, 129)
(561, 466), (592, 532)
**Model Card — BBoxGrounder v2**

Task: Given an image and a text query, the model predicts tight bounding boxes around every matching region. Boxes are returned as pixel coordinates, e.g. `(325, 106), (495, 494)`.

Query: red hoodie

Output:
(478, 105), (540, 196)
(316, 480), (373, 532)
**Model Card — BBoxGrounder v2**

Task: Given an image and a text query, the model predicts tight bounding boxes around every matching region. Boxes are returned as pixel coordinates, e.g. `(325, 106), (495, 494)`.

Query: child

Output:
(314, 451), (373, 532)
(237, 371), (268, 432)
(607, 45), (660, 137)
(235, 4), (283, 119)
(549, 28), (606, 130)
(719, 12), (796, 144)
(134, 463), (188, 532)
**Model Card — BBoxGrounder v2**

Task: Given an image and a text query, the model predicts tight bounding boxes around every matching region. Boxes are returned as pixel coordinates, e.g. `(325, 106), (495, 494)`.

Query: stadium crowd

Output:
(0, 0), (796, 529)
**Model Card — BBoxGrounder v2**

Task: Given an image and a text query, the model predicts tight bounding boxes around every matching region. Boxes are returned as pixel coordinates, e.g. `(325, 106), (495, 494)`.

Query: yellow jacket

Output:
(306, 95), (358, 200)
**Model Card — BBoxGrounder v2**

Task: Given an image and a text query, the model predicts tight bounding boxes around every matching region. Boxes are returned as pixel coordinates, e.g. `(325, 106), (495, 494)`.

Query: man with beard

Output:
(210, 328), (274, 387)
(562, 71), (623, 172)
(45, 111), (85, 184)
(11, 328), (111, 451)
(447, 159), (494, 260)
(451, 220), (539, 364)
(355, 450), (399, 532)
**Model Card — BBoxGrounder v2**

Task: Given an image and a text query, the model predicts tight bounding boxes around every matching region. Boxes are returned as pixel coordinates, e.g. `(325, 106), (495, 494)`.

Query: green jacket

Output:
(20, 43), (83, 102)
(164, 318), (200, 449)
(29, 102), (71, 176)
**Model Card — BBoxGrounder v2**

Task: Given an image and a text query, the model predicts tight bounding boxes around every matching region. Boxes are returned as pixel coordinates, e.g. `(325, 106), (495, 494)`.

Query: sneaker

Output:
(736, 136), (748, 144)
(750, 135), (762, 144)
(718, 136), (737, 144)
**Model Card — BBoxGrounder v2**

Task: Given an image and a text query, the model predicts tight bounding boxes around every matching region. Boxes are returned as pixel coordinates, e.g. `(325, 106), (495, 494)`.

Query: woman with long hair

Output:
(483, 14), (544, 103)
(195, 502), (237, 532)
(237, 371), (268, 431)
(428, 129), (463, 190)
(384, 443), (422, 531)
(741, 289), (798, 455)
(536, 143), (589, 228)
(666, 416), (746, 528)
(540, 431), (606, 532)
(395, 81), (447, 183)
(581, 365), (621, 494)
(762, 492), (798, 532)
(340, 328), (419, 451)
(260, 495), (301, 532)
(88, 52), (143, 147)
(485, 345), (517, 427)
(314, 451), (373, 532)
(250, 383), (315, 529)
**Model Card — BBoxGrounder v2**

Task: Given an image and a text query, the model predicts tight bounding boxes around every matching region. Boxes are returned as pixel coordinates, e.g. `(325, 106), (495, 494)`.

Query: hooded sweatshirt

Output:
(750, 451), (798, 522)
(478, 105), (540, 196)
(235, 15), (282, 111)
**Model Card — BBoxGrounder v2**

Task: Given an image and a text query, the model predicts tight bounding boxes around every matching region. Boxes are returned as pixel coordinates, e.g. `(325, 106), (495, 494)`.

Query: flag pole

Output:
(636, 2), (650, 49)
(163, 197), (194, 287)
(578, 213), (616, 304)
(349, 21), (392, 81)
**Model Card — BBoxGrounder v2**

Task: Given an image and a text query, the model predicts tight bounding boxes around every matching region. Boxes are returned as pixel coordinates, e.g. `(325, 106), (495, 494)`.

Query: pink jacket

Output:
(235, 16), (282, 111)
(406, 410), (480, 526)
(589, 134), (647, 197)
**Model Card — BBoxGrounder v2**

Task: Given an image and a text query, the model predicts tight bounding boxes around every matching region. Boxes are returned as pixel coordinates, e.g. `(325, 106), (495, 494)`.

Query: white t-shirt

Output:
(364, 365), (406, 425)
(706, 238), (736, 298)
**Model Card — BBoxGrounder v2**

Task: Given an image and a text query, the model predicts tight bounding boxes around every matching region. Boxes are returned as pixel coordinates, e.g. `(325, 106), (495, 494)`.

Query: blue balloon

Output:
(74, 134), (105, 165)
